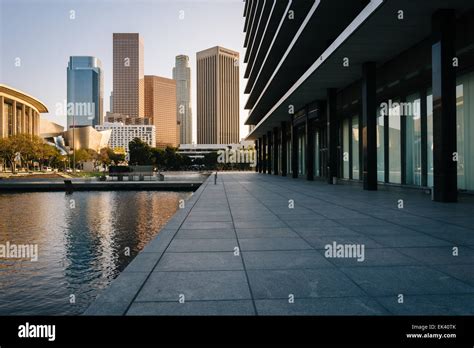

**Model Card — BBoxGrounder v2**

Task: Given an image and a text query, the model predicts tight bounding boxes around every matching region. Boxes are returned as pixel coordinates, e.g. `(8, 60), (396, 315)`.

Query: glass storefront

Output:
(456, 72), (474, 191)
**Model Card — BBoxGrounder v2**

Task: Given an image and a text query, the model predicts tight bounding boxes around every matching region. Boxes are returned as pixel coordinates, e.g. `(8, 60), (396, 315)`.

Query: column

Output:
(21, 104), (26, 135)
(0, 96), (4, 138)
(262, 134), (267, 174)
(255, 139), (260, 173)
(327, 89), (338, 184)
(281, 122), (287, 177)
(273, 127), (279, 175)
(306, 112), (314, 181)
(267, 131), (272, 174)
(258, 137), (263, 173)
(12, 100), (17, 136)
(361, 62), (378, 190)
(291, 120), (298, 178)
(432, 10), (457, 202)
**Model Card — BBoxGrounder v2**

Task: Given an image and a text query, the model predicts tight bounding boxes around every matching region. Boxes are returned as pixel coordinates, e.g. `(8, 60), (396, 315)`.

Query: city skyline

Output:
(0, 0), (249, 142)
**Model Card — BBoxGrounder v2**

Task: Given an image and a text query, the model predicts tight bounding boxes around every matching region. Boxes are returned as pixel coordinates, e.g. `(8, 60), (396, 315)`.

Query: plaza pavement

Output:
(85, 172), (474, 315)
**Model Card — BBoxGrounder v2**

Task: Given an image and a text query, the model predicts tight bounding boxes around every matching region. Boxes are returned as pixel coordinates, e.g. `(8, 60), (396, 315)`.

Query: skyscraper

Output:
(67, 56), (103, 128)
(144, 75), (178, 149)
(197, 46), (240, 144)
(113, 33), (144, 119)
(173, 55), (192, 145)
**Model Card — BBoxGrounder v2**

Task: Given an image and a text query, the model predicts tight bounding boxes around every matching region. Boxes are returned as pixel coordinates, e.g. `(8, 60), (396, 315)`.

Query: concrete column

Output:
(262, 134), (267, 174)
(432, 9), (457, 202)
(258, 137), (263, 173)
(281, 122), (287, 177)
(267, 131), (272, 174)
(306, 112), (314, 181)
(255, 139), (260, 173)
(12, 100), (17, 136)
(0, 96), (4, 138)
(291, 121), (298, 178)
(21, 104), (26, 135)
(362, 62), (378, 191)
(327, 89), (338, 184)
(273, 127), (279, 175)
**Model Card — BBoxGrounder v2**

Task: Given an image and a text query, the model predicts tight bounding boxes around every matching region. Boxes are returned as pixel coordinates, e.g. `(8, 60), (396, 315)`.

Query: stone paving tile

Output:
(180, 221), (234, 230)
(239, 237), (312, 251)
(175, 228), (236, 239)
(304, 235), (384, 249)
(340, 265), (474, 296)
(242, 250), (334, 270)
(397, 246), (474, 265)
(135, 271), (251, 301)
(368, 234), (451, 248)
(236, 227), (300, 239)
(167, 238), (237, 252)
(155, 252), (244, 271)
(247, 269), (364, 299)
(375, 294), (474, 315)
(255, 297), (389, 315)
(127, 300), (256, 316)
(326, 248), (419, 267)
(434, 264), (474, 287)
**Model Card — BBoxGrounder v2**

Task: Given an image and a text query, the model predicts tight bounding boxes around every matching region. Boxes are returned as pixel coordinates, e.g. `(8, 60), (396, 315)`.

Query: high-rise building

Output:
(144, 75), (178, 149)
(113, 33), (144, 119)
(196, 46), (240, 144)
(67, 56), (103, 128)
(173, 55), (192, 145)
(95, 123), (156, 152)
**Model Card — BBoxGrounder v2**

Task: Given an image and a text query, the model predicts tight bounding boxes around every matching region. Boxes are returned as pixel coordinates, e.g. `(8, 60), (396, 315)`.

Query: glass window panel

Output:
(406, 94), (422, 186)
(389, 101), (401, 183)
(377, 107), (385, 182)
(343, 119), (349, 179)
(427, 90), (434, 187)
(352, 115), (360, 180)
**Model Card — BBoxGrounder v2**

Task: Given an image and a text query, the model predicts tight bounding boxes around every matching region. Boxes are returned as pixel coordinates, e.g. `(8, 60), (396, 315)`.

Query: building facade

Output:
(196, 46), (240, 144)
(67, 56), (104, 128)
(95, 123), (156, 152)
(173, 55), (193, 145)
(244, 0), (474, 202)
(0, 84), (48, 138)
(144, 75), (178, 149)
(113, 33), (145, 119)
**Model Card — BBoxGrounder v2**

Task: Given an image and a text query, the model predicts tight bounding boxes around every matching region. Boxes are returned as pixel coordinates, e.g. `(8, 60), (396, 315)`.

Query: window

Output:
(377, 107), (385, 182)
(406, 94), (422, 186)
(427, 91), (434, 187)
(342, 119), (349, 179)
(352, 115), (359, 180)
(388, 101), (401, 183)
(314, 130), (320, 177)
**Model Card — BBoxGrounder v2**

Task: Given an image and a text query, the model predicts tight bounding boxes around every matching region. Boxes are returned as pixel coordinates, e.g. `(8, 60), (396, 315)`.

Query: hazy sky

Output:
(0, 0), (249, 141)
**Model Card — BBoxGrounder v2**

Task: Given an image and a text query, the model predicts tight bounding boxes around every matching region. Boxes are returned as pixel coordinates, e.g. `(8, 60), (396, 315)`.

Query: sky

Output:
(0, 0), (249, 141)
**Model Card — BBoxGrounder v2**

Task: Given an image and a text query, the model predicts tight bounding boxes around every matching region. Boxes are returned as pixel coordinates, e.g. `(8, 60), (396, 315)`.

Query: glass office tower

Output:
(67, 56), (104, 128)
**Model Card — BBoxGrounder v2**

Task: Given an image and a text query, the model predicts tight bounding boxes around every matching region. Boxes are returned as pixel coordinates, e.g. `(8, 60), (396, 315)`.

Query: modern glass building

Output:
(173, 55), (193, 145)
(244, 0), (474, 202)
(67, 56), (104, 128)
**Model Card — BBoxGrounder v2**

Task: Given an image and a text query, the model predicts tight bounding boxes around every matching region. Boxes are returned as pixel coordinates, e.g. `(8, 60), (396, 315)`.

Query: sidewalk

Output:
(85, 172), (474, 315)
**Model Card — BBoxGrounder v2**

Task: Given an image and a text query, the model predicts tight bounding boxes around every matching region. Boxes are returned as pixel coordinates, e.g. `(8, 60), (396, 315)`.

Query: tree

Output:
(129, 138), (152, 165)
(151, 148), (166, 169)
